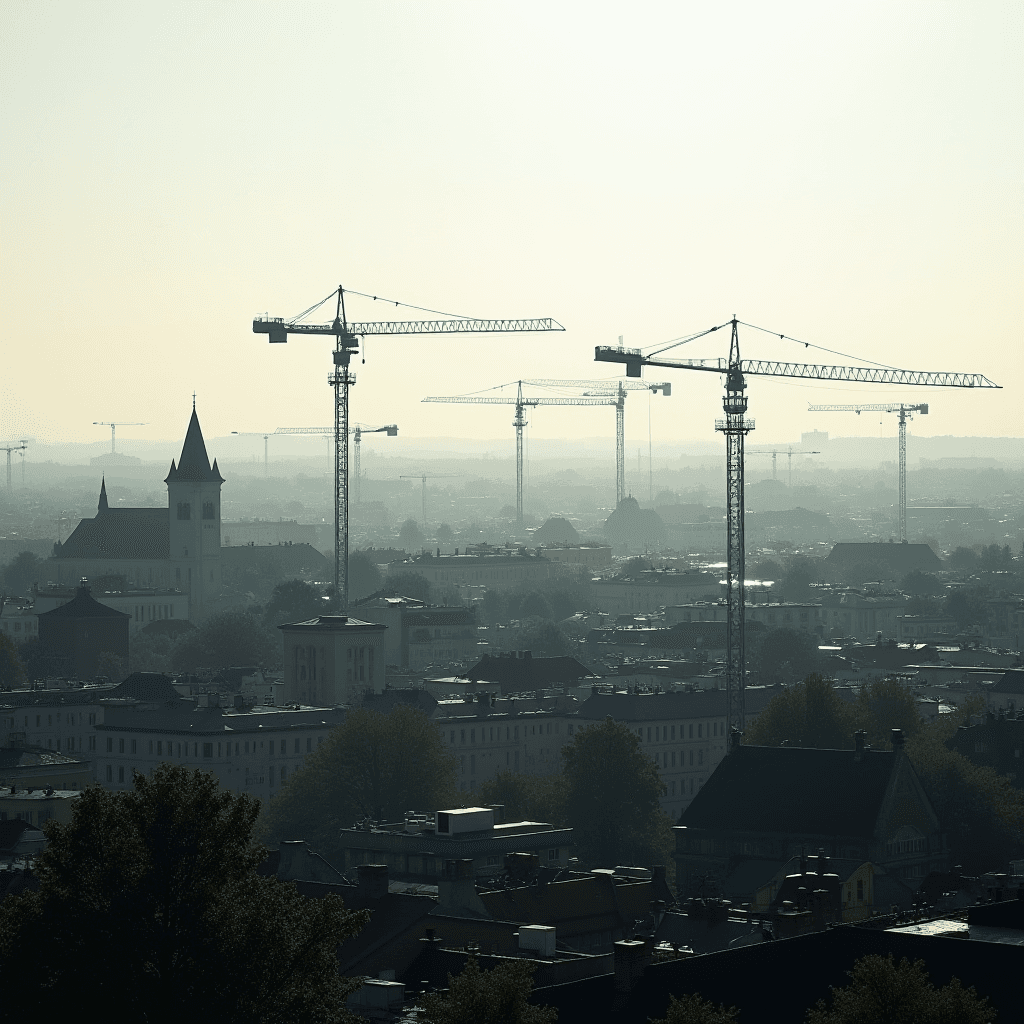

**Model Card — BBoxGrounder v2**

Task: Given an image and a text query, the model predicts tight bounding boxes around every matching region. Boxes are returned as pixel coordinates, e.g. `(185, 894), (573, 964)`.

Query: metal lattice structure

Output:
(808, 403), (928, 542)
(746, 446), (820, 487)
(2, 444), (27, 491)
(255, 290), (562, 606)
(523, 379), (671, 504)
(596, 318), (998, 743)
(423, 383), (615, 525)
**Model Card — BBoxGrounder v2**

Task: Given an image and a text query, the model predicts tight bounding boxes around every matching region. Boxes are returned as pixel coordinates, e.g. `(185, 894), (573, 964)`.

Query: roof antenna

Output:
(192, 391), (197, 411)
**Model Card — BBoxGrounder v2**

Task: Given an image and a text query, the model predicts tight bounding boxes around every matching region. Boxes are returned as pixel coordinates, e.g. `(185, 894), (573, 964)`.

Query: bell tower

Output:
(166, 402), (223, 616)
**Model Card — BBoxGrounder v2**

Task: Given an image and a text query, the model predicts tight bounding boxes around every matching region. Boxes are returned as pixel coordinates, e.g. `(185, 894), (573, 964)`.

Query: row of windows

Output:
(448, 722), (572, 745)
(105, 736), (320, 756)
(638, 721), (725, 743)
(886, 837), (926, 856)
(9, 713), (97, 728)
(653, 748), (705, 769)
(176, 502), (217, 520)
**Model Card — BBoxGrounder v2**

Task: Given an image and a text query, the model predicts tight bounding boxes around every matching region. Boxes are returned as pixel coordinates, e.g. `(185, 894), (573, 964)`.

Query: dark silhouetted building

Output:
(36, 583), (129, 679)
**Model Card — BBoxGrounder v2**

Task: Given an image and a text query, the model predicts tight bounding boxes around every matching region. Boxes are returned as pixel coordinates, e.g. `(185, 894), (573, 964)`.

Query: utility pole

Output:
(254, 286), (562, 607)
(808, 403), (928, 542)
(597, 320), (996, 741)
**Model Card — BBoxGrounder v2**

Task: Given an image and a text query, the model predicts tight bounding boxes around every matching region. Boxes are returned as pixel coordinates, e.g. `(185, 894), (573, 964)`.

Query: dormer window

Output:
(177, 502), (191, 520)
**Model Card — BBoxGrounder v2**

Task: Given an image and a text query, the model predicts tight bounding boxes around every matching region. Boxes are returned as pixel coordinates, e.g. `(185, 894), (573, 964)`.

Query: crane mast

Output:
(807, 402), (927, 542)
(255, 288), (562, 607)
(597, 318), (998, 742)
(422, 386), (614, 526)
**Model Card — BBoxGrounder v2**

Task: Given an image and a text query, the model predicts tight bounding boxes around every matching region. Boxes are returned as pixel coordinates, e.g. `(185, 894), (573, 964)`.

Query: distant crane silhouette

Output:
(93, 421), (146, 456)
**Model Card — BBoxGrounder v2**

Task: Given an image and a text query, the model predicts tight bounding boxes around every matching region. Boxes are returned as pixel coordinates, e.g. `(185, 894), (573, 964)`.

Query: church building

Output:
(50, 406), (224, 616)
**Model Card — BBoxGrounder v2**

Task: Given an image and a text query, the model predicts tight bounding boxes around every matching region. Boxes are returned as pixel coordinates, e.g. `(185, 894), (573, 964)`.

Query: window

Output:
(203, 743), (213, 758)
(131, 739), (137, 754)
(671, 725), (676, 740)
(294, 738), (300, 754)
(689, 751), (693, 766)
(698, 749), (703, 765)
(672, 751), (676, 767)
(470, 754), (475, 774)
(118, 767), (125, 783)
(202, 502), (216, 520)
(106, 766), (112, 783)
(157, 741), (163, 756)
(306, 738), (311, 753)
(689, 724), (693, 739)
(647, 727), (651, 742)
(450, 730), (455, 743)
(548, 848), (559, 861)
(698, 724), (703, 738)
(471, 729), (476, 744)
(856, 879), (864, 902)
(106, 738), (113, 753)
(89, 736), (96, 752)
(176, 502), (191, 520)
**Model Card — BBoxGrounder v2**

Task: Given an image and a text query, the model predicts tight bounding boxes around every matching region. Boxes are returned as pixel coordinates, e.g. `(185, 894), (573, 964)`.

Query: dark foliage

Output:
(0, 634), (26, 689)
(263, 579), (330, 626)
(652, 993), (740, 1024)
(171, 611), (280, 671)
(748, 627), (823, 684)
(806, 954), (994, 1023)
(0, 765), (369, 1022)
(901, 571), (944, 597)
(349, 550), (383, 600)
(0, 551), (43, 596)
(420, 954), (557, 1024)
(385, 571), (433, 602)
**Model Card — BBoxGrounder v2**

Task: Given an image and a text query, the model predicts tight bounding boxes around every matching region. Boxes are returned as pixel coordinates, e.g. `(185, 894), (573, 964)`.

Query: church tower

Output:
(166, 404), (224, 616)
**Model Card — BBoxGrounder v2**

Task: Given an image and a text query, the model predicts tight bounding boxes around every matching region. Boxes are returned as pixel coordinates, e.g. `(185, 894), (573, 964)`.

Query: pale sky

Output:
(2, 1), (1021, 453)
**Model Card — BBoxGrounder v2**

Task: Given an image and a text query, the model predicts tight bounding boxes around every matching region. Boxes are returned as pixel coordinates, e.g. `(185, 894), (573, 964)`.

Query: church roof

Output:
(54, 501), (169, 560)
(165, 408), (224, 484)
(679, 744), (897, 838)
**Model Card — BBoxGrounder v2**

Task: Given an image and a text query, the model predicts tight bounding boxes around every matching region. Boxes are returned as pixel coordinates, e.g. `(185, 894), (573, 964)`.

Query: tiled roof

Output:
(992, 669), (1024, 693)
(36, 587), (130, 620)
(826, 542), (941, 571)
(463, 655), (595, 688)
(53, 507), (170, 560)
(680, 745), (896, 837)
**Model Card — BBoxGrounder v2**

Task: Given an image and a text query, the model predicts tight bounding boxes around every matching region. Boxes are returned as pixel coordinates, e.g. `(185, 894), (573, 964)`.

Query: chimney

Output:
(854, 730), (866, 762)
(277, 840), (306, 880)
(891, 728), (905, 751)
(437, 859), (489, 918)
(613, 940), (648, 994)
(357, 863), (389, 900)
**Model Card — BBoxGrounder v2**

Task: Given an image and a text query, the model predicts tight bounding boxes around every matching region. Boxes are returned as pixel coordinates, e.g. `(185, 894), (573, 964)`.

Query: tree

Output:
(0, 634), (26, 689)
(171, 611), (280, 671)
(652, 993), (740, 1024)
(436, 523), (455, 546)
(476, 770), (567, 827)
(562, 717), (672, 867)
(806, 954), (994, 1024)
(949, 546), (980, 571)
(853, 678), (921, 750)
(263, 579), (329, 626)
(399, 518), (425, 551)
(349, 550), (383, 600)
(386, 571), (432, 602)
(749, 628), (822, 684)
(0, 765), (369, 1022)
(130, 630), (176, 674)
(260, 705), (457, 860)
(420, 954), (557, 1024)
(508, 618), (575, 658)
(1, 551), (42, 596)
(751, 558), (784, 581)
(743, 675), (856, 749)
(518, 591), (553, 620)
(901, 571), (943, 597)
(944, 588), (989, 630)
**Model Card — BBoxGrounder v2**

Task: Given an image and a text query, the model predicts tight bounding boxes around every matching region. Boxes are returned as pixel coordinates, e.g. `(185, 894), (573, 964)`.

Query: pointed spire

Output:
(166, 406), (223, 483)
(98, 477), (109, 513)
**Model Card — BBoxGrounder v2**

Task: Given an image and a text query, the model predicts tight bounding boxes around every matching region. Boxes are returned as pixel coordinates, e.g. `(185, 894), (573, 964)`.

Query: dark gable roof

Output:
(463, 655), (595, 687)
(106, 672), (181, 702)
(826, 542), (941, 571)
(680, 745), (896, 837)
(36, 587), (130, 620)
(992, 669), (1024, 694)
(54, 506), (169, 561)
(164, 408), (223, 483)
(577, 688), (778, 723)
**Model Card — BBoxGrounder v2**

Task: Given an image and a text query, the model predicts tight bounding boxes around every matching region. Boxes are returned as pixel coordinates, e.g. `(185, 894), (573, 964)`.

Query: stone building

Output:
(49, 405), (224, 616)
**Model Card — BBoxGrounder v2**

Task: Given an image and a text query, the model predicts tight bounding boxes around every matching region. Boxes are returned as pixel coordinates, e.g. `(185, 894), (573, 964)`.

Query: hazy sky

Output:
(3, 1), (1021, 453)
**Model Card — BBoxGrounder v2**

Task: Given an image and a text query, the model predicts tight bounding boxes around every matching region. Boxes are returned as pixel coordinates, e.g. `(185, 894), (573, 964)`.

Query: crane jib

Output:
(254, 317), (564, 339)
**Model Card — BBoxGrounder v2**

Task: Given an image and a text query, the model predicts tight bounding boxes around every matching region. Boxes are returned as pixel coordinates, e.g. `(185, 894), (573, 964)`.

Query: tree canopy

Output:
(399, 518), (425, 551)
(0, 634), (26, 689)
(349, 550), (383, 600)
(260, 704), (458, 860)
(477, 770), (567, 827)
(744, 675), (854, 749)
(806, 954), (994, 1024)
(386, 570), (433, 602)
(749, 627), (822, 684)
(263, 578), (329, 626)
(652, 993), (740, 1024)
(0, 551), (43, 597)
(562, 717), (672, 868)
(0, 765), (369, 1022)
(420, 954), (557, 1024)
(171, 610), (281, 671)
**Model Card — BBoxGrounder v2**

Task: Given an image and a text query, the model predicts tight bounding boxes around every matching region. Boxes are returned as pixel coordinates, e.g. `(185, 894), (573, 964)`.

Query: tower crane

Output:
(597, 317), (998, 740)
(231, 431), (272, 477)
(1, 444), (27, 491)
(399, 474), (463, 530)
(522, 378), (672, 503)
(275, 424), (399, 505)
(253, 285), (562, 607)
(93, 421), (146, 455)
(422, 382), (615, 526)
(807, 403), (927, 544)
(746, 446), (820, 488)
